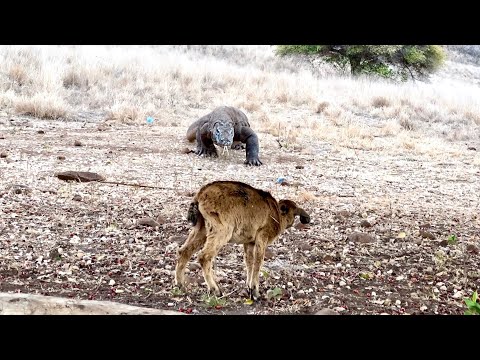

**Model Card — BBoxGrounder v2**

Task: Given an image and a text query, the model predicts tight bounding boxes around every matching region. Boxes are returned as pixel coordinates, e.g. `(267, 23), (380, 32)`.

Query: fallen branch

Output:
(55, 171), (178, 190)
(102, 181), (177, 191)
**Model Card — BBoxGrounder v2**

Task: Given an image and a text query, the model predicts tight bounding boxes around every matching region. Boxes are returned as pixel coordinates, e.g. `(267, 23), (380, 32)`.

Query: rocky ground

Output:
(0, 115), (479, 315)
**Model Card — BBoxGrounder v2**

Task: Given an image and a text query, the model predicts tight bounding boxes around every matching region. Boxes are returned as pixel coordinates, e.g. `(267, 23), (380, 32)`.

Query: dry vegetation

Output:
(0, 45), (479, 315)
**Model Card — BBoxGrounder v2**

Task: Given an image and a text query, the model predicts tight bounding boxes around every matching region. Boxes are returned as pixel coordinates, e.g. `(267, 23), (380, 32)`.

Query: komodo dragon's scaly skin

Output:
(186, 106), (262, 166)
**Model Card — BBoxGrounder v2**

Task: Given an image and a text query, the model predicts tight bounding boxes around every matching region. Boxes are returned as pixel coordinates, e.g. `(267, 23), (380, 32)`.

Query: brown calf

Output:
(174, 181), (310, 300)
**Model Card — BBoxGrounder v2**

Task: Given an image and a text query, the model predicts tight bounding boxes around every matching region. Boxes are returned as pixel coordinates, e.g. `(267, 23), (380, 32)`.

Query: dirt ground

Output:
(1, 114), (479, 315)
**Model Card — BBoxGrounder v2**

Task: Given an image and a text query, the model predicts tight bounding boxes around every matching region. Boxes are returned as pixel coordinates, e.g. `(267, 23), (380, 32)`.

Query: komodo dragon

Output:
(186, 106), (262, 166)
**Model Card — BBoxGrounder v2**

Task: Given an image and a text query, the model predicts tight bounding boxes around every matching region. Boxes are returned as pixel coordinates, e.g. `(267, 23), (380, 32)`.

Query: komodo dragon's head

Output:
(212, 121), (234, 147)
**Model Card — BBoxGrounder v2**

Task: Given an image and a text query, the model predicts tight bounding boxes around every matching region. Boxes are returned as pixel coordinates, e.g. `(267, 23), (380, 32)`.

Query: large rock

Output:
(315, 308), (339, 315)
(0, 293), (184, 315)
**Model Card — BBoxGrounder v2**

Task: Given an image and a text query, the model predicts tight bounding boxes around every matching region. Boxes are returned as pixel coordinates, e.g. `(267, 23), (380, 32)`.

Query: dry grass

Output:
(14, 93), (70, 120)
(315, 101), (329, 113)
(1, 45), (479, 155)
(371, 96), (391, 108)
(398, 113), (416, 131)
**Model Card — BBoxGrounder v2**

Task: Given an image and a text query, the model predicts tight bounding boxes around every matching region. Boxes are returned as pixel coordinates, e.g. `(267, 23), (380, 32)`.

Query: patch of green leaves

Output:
(359, 272), (374, 280)
(464, 291), (480, 315)
(201, 294), (227, 308)
(266, 287), (283, 300)
(171, 287), (185, 297)
(447, 234), (458, 245)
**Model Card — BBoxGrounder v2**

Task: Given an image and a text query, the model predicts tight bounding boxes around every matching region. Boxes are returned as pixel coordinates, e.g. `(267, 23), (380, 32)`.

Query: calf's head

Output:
(278, 199), (311, 228)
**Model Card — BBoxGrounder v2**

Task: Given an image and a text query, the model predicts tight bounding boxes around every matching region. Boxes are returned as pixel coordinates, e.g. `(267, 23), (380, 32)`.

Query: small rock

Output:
(336, 210), (351, 218)
(452, 291), (464, 299)
(323, 255), (334, 263)
(74, 140), (83, 147)
(298, 243), (313, 251)
(137, 217), (160, 228)
(109, 279), (115, 286)
(339, 281), (346, 286)
(155, 215), (167, 224)
(10, 185), (31, 195)
(57, 155), (66, 160)
(315, 308), (339, 315)
(419, 230), (436, 240)
(37, 130), (45, 134)
(295, 165), (304, 169)
(440, 286), (447, 291)
(72, 194), (82, 201)
(347, 231), (375, 243)
(360, 220), (372, 228)
(168, 235), (186, 244)
(420, 305), (428, 311)
(438, 239), (448, 247)
(187, 263), (201, 271)
(466, 244), (479, 254)
(395, 300), (401, 306)
(0, 152), (7, 158)
(264, 248), (275, 260)
(425, 266), (433, 274)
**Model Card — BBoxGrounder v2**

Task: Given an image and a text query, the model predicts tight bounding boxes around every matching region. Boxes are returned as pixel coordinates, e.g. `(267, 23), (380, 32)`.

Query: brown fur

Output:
(174, 181), (310, 300)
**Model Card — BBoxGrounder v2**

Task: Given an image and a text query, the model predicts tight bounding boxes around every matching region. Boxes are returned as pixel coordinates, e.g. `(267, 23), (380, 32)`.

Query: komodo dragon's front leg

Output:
(238, 127), (262, 166)
(195, 123), (218, 157)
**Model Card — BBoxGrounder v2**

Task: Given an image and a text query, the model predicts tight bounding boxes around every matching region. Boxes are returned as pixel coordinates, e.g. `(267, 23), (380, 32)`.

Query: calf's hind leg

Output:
(175, 224), (206, 290)
(243, 243), (255, 295)
(197, 225), (233, 296)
